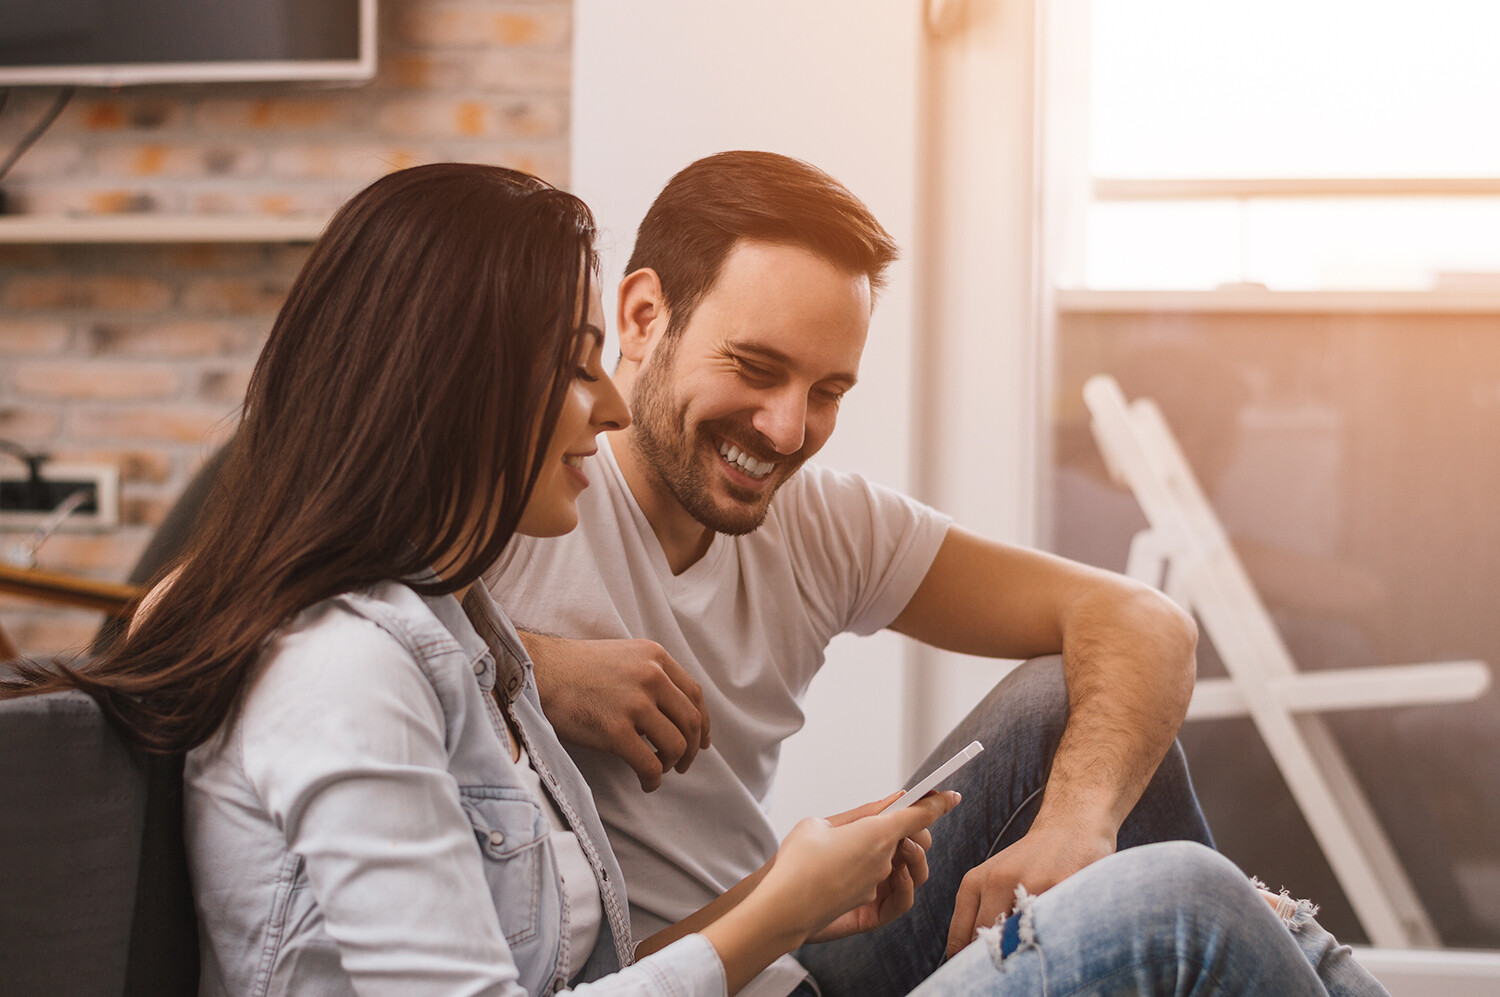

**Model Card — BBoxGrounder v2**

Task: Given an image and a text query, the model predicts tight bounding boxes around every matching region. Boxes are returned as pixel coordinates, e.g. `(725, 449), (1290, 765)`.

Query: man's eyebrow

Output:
(728, 340), (858, 386)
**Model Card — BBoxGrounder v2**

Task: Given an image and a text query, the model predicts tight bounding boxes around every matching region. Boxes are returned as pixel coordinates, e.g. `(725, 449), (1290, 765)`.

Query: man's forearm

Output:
(1037, 582), (1196, 834)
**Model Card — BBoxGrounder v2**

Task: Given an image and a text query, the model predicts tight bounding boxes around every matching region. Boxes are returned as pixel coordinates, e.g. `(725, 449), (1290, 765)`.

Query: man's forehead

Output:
(682, 243), (871, 367)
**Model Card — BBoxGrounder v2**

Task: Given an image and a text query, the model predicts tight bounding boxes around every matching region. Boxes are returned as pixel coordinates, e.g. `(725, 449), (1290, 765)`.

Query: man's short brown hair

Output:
(625, 151), (899, 340)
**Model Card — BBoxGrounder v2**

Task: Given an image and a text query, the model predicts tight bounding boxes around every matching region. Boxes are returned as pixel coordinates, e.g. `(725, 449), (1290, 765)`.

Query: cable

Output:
(0, 87), (75, 185)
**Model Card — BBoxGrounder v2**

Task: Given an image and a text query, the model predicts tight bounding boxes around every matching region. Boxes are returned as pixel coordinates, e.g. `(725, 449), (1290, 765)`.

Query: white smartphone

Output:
(881, 740), (984, 813)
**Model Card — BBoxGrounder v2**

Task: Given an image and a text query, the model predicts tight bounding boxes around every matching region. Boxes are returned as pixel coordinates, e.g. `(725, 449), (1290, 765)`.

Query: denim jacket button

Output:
(473, 660), (485, 676)
(488, 830), (505, 847)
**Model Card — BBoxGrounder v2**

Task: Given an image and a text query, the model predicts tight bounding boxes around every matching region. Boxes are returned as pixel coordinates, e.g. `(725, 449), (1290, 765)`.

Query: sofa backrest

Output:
(0, 689), (197, 997)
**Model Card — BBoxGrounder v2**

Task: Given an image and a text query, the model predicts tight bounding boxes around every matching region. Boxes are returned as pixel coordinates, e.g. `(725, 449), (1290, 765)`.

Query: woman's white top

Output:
(514, 738), (604, 980)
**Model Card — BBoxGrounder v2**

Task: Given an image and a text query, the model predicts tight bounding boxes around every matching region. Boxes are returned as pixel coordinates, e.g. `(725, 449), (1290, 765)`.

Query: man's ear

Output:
(617, 268), (668, 364)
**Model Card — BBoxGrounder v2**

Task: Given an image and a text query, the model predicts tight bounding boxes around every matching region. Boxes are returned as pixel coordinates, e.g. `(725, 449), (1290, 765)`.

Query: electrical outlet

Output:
(0, 462), (120, 531)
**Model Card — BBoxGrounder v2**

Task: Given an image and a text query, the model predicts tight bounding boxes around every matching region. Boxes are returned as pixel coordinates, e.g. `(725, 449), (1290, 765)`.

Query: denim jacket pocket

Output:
(458, 787), (556, 950)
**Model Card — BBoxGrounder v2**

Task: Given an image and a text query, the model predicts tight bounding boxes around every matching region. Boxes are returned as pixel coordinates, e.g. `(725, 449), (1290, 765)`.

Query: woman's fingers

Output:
(898, 836), (930, 888)
(883, 789), (961, 840)
(881, 853), (916, 920)
(826, 792), (905, 826)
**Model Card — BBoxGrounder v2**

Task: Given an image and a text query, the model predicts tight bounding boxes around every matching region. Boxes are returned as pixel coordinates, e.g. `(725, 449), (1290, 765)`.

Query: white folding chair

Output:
(1082, 374), (1491, 949)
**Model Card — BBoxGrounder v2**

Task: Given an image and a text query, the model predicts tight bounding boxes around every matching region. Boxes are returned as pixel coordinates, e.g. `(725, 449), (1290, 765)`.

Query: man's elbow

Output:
(1130, 582), (1198, 705)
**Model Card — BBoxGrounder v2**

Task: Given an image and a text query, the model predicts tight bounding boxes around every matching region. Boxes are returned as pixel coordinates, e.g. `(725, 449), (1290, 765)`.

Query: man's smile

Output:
(716, 439), (777, 480)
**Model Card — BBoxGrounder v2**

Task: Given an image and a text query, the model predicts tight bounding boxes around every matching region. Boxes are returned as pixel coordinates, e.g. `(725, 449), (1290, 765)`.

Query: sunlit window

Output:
(1084, 0), (1500, 289)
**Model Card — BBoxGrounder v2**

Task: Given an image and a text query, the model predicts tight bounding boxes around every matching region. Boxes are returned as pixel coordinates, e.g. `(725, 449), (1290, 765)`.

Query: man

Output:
(486, 151), (1211, 996)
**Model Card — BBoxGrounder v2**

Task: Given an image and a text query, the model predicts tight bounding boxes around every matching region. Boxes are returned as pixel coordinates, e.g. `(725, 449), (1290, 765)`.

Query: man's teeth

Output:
(718, 442), (775, 479)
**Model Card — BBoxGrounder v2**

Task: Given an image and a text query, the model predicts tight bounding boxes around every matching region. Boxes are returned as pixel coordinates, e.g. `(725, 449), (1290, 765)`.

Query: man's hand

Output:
(519, 632), (710, 791)
(943, 821), (1115, 958)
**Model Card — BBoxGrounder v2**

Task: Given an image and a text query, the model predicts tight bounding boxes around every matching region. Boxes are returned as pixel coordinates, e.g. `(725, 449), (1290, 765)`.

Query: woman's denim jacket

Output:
(184, 579), (725, 997)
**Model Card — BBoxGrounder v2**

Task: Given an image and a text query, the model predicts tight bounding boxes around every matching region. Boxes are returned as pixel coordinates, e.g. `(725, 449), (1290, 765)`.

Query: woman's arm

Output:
(239, 621), (533, 997)
(636, 793), (958, 995)
(635, 863), (771, 959)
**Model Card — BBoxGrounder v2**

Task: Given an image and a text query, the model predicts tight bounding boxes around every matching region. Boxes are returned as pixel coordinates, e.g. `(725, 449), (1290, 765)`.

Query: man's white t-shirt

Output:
(485, 434), (951, 941)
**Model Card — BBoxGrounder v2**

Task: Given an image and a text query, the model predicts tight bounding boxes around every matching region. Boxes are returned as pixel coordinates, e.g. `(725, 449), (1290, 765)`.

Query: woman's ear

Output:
(617, 268), (668, 364)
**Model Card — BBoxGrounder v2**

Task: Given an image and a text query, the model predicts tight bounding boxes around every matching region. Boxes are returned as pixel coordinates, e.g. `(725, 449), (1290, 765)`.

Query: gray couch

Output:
(0, 687), (198, 997)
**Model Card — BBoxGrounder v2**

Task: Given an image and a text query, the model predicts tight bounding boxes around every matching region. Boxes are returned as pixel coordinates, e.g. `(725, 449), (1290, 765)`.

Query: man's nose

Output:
(752, 389), (807, 455)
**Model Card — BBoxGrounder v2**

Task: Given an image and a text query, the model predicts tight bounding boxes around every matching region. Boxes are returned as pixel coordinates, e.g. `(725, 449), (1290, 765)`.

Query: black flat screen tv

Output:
(0, 0), (375, 87)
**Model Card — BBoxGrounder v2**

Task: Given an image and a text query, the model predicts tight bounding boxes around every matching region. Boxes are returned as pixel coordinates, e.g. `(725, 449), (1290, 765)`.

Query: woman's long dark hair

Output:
(3, 164), (599, 752)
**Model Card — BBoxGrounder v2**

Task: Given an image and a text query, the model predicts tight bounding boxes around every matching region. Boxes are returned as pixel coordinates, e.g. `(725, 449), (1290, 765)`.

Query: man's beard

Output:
(629, 341), (803, 536)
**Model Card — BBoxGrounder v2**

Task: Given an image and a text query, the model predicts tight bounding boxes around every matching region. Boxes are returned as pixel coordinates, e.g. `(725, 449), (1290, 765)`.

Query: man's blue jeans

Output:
(904, 841), (1390, 995)
(800, 655), (1217, 996)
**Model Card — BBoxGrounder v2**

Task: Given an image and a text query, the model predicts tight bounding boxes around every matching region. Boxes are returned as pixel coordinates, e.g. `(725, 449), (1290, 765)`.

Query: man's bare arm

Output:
(888, 525), (1197, 953)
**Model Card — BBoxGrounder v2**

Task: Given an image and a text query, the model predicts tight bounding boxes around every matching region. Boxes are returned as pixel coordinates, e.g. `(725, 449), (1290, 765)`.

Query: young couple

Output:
(6, 156), (1389, 996)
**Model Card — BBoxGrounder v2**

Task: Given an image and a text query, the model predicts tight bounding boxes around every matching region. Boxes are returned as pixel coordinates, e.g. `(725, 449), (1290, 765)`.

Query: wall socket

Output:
(0, 462), (120, 531)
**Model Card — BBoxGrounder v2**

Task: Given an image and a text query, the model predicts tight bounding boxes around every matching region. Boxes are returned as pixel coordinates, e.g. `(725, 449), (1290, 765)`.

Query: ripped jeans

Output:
(797, 658), (1387, 995)
(801, 657), (1218, 996)
(904, 841), (1390, 996)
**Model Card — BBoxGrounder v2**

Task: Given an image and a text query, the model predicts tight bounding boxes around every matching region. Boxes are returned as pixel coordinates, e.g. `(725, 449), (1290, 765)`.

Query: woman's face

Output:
(516, 289), (630, 538)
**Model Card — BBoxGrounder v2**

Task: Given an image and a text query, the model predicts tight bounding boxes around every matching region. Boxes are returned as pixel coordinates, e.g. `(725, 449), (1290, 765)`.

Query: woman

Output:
(4, 164), (1387, 997)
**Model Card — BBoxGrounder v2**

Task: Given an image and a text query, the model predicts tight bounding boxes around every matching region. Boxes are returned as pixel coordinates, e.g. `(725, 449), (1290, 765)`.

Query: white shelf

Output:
(1055, 287), (1500, 314)
(0, 214), (327, 244)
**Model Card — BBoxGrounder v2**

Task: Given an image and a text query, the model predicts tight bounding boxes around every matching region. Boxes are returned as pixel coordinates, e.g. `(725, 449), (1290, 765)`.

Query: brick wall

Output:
(0, 0), (573, 657)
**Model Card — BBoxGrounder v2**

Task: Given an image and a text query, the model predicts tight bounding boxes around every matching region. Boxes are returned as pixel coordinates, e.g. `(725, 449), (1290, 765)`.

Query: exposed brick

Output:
(71, 405), (240, 446)
(2, 143), (86, 182)
(95, 143), (266, 179)
(15, 361), (180, 401)
(0, 609), (107, 661)
(198, 365), (256, 404)
(267, 144), (432, 181)
(67, 97), (186, 132)
(121, 492), (177, 528)
(473, 51), (571, 93)
(0, 245), (63, 268)
(158, 244), (275, 273)
(473, 145), (569, 186)
(180, 277), (294, 315)
(0, 406), (62, 441)
(397, 5), (571, 49)
(48, 448), (174, 485)
(10, 186), (178, 216)
(189, 187), (349, 218)
(267, 245), (316, 273)
(376, 96), (565, 139)
(26, 531), (150, 577)
(2, 274), (174, 311)
(195, 97), (351, 132)
(0, 321), (71, 355)
(383, 54), (472, 91)
(0, 0), (573, 649)
(87, 321), (257, 358)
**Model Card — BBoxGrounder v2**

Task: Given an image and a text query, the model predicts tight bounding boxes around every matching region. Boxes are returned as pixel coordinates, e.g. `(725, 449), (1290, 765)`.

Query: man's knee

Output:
(1074, 843), (1252, 938)
(968, 655), (1069, 738)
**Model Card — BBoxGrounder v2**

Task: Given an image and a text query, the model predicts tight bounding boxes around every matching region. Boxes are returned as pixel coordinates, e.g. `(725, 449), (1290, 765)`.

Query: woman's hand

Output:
(802, 795), (936, 942)
(686, 790), (960, 994)
(759, 790), (960, 943)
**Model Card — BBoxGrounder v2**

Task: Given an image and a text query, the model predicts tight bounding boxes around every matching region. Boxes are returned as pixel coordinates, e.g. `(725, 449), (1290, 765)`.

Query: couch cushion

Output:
(0, 690), (146, 997)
